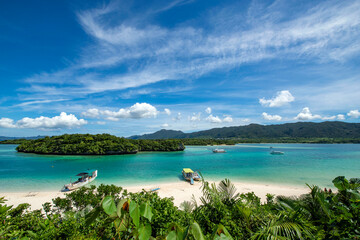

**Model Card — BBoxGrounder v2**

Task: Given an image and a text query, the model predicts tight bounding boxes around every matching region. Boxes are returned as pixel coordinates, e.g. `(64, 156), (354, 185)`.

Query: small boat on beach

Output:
(213, 149), (226, 153)
(62, 169), (98, 191)
(150, 187), (160, 192)
(269, 147), (284, 155)
(182, 168), (201, 185)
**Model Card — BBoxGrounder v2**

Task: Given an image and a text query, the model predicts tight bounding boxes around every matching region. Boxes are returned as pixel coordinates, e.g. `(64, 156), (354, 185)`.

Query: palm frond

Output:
(217, 179), (240, 202)
(180, 201), (195, 213)
(251, 213), (314, 240)
(191, 194), (198, 209)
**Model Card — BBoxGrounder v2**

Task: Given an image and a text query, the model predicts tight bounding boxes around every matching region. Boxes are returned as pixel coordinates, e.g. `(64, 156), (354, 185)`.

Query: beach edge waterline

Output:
(1, 180), (310, 210)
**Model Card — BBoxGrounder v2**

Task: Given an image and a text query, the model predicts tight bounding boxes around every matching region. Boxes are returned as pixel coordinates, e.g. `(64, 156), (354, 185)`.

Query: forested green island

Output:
(15, 134), (185, 155)
(1, 176), (359, 239)
(2, 122), (360, 153)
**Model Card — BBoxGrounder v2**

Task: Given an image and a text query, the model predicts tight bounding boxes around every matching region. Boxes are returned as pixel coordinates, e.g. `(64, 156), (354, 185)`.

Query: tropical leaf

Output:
(190, 221), (205, 240)
(140, 201), (153, 222)
(117, 198), (128, 218)
(217, 179), (239, 202)
(332, 176), (349, 191)
(138, 224), (152, 240)
(212, 224), (234, 240)
(180, 201), (195, 213)
(0, 204), (13, 215)
(166, 231), (177, 240)
(85, 206), (101, 226)
(102, 196), (117, 216)
(349, 190), (360, 202)
(130, 201), (140, 228)
(166, 223), (184, 240)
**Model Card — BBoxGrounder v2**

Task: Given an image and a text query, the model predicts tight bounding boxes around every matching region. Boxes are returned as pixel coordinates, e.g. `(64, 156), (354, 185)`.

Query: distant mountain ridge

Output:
(129, 122), (360, 139)
(0, 136), (46, 141)
(130, 130), (185, 139)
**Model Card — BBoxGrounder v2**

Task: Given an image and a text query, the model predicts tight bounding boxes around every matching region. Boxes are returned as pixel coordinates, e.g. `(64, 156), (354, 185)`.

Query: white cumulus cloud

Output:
(102, 103), (158, 119)
(82, 103), (159, 120)
(322, 114), (347, 121)
(347, 109), (360, 118)
(16, 112), (87, 129)
(337, 114), (345, 120)
(206, 114), (222, 123)
(0, 112), (87, 129)
(189, 113), (201, 122)
(295, 107), (322, 120)
(259, 90), (295, 107)
(82, 108), (100, 118)
(322, 116), (336, 120)
(161, 123), (170, 128)
(164, 108), (171, 115)
(205, 107), (212, 114)
(223, 116), (233, 123)
(0, 118), (16, 128)
(262, 112), (282, 121)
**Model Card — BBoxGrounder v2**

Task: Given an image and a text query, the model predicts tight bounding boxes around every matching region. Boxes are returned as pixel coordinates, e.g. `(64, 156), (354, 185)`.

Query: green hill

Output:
(129, 121), (360, 139)
(130, 129), (185, 139)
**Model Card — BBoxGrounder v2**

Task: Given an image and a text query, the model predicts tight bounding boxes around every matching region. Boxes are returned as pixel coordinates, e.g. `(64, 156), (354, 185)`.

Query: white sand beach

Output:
(1, 181), (309, 211)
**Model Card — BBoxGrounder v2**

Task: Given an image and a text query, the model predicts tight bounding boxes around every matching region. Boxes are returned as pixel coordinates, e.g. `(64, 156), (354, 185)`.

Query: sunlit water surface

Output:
(1, 144), (360, 191)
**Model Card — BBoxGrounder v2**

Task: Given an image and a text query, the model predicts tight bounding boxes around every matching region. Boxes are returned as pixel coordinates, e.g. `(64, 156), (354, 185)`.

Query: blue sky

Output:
(1, 0), (360, 137)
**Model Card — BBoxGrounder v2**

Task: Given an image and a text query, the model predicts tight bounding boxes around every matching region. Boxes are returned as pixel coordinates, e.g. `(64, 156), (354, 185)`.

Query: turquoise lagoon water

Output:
(1, 144), (360, 192)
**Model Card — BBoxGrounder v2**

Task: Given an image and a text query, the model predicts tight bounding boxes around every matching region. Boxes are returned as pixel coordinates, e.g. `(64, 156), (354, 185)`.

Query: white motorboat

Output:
(269, 147), (284, 155)
(270, 150), (284, 155)
(62, 169), (97, 191)
(213, 149), (226, 153)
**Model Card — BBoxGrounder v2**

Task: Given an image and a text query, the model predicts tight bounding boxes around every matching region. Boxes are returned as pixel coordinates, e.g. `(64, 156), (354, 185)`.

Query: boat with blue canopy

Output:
(62, 169), (98, 191)
(182, 168), (201, 185)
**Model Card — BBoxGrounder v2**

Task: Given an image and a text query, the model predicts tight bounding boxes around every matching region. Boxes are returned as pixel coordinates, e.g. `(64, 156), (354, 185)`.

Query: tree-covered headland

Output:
(1, 176), (359, 239)
(15, 134), (185, 155)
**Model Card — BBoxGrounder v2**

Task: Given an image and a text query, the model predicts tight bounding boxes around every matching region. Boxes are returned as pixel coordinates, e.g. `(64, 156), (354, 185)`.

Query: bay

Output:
(0, 143), (360, 192)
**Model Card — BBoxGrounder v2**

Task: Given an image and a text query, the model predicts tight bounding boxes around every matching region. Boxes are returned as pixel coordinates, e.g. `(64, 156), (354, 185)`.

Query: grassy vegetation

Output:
(1, 176), (359, 239)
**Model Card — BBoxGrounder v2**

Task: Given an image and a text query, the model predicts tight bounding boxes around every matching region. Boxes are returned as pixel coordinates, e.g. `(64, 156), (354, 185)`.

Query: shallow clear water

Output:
(1, 144), (360, 191)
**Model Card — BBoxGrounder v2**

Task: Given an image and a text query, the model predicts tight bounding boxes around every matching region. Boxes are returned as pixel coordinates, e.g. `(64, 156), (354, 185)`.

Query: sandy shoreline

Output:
(1, 180), (309, 210)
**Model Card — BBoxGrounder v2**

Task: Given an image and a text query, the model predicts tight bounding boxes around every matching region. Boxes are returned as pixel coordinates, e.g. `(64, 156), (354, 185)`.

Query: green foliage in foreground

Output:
(1, 176), (360, 239)
(15, 134), (185, 155)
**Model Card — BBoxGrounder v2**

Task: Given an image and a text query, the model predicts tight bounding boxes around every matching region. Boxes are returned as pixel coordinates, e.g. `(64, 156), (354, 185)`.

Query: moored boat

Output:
(182, 168), (201, 184)
(269, 147), (284, 155)
(270, 150), (284, 155)
(62, 169), (98, 191)
(213, 149), (226, 153)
